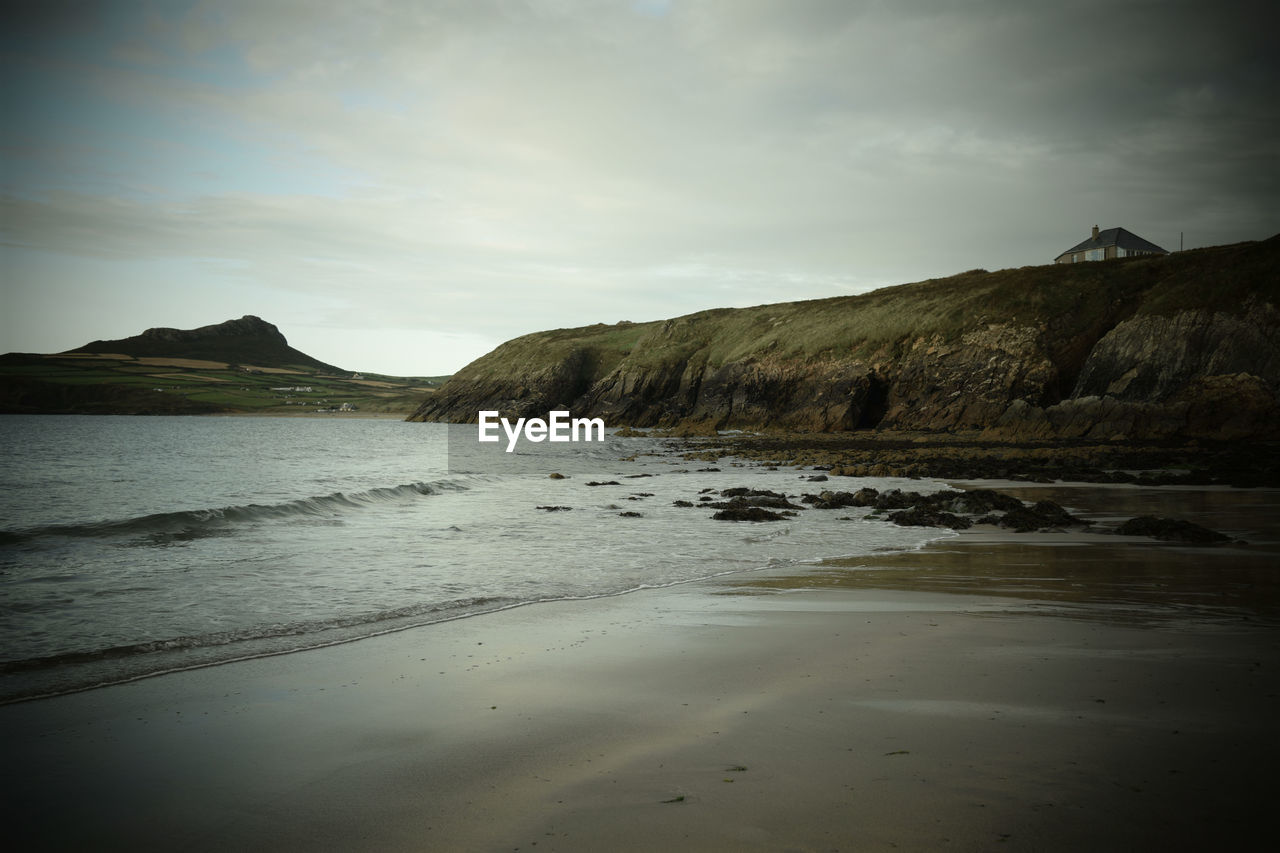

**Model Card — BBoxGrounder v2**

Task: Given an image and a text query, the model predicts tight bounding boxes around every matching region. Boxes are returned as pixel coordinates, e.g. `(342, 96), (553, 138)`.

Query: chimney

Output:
(1091, 224), (1099, 239)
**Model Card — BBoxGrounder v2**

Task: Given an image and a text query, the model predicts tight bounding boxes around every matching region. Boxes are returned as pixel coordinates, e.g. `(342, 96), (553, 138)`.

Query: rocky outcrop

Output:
(878, 322), (1061, 432)
(983, 302), (1280, 441)
(1071, 304), (1280, 401)
(411, 236), (1280, 441)
(1116, 516), (1231, 544)
(134, 315), (287, 347)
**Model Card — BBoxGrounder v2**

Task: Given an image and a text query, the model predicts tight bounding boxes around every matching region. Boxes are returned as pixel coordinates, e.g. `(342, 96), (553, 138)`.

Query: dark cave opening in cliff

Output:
(855, 376), (890, 429)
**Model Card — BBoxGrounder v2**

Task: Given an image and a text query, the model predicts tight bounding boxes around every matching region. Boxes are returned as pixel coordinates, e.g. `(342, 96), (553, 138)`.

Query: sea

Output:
(0, 415), (956, 703)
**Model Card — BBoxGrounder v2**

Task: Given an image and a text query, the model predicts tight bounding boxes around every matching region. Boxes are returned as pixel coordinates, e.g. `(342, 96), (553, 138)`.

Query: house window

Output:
(1116, 247), (1127, 258)
(1085, 248), (1104, 261)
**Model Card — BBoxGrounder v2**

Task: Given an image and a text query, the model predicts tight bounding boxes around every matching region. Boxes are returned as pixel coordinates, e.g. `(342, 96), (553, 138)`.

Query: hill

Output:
(410, 236), (1280, 441)
(67, 315), (343, 373)
(1, 316), (446, 416)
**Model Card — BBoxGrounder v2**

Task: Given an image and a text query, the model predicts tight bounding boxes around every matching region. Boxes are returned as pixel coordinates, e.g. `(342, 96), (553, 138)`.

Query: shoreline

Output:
(4, 483), (1279, 851)
(202, 410), (413, 419)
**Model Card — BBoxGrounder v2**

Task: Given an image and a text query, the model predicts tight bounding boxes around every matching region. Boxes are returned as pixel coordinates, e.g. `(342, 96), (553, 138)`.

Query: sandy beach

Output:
(4, 485), (1279, 852)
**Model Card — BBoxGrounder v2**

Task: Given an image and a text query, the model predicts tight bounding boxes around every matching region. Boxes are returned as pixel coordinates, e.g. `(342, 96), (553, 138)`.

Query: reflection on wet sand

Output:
(731, 485), (1280, 628)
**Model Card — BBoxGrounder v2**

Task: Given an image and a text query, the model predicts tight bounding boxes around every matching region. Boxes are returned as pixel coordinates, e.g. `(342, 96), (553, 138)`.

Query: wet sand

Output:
(3, 485), (1279, 851)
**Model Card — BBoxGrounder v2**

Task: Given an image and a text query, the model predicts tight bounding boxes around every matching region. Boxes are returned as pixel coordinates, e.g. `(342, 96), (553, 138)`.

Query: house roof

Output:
(1059, 227), (1169, 257)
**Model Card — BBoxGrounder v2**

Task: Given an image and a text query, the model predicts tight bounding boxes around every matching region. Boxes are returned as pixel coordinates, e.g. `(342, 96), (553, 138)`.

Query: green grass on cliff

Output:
(451, 236), (1279, 389)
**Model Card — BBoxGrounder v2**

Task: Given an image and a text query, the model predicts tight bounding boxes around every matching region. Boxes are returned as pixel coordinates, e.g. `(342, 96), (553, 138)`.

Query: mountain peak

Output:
(137, 315), (287, 346)
(68, 316), (341, 372)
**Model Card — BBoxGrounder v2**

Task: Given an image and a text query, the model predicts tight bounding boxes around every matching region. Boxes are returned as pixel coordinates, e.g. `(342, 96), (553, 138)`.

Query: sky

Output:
(3, 0), (1278, 376)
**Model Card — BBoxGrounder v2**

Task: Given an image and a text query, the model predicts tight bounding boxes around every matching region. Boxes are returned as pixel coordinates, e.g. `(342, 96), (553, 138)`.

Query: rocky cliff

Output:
(410, 236), (1280, 441)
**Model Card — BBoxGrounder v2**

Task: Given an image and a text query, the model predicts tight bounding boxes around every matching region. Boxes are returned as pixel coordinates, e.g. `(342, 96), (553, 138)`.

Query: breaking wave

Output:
(0, 594), (512, 675)
(1, 480), (467, 546)
(0, 593), (519, 703)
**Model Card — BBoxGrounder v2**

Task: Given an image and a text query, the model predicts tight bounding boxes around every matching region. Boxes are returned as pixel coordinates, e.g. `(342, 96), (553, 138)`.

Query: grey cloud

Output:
(4, 1), (1277, 372)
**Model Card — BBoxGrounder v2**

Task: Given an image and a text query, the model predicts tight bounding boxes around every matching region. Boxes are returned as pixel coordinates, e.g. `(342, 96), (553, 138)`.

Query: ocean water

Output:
(0, 415), (954, 702)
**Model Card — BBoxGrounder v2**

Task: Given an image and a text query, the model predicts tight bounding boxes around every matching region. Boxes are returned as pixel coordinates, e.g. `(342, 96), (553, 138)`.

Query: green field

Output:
(0, 353), (448, 416)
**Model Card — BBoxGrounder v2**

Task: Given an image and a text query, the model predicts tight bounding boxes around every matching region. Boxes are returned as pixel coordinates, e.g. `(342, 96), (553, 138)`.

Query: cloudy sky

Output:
(3, 0), (1277, 375)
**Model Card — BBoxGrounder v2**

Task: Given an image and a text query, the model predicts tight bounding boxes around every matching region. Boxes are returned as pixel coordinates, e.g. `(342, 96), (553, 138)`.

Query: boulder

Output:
(1116, 515), (1230, 544)
(997, 499), (1079, 532)
(712, 506), (787, 522)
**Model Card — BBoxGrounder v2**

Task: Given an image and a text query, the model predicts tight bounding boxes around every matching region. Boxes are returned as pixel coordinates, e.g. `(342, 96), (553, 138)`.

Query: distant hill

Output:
(411, 236), (1280, 442)
(1, 316), (446, 416)
(67, 315), (344, 373)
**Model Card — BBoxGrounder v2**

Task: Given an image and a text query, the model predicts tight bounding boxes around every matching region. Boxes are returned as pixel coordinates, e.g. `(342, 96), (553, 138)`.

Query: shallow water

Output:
(0, 415), (954, 701)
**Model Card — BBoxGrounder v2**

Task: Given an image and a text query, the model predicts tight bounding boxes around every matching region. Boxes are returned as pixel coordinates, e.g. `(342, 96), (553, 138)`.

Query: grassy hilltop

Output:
(412, 236), (1280, 441)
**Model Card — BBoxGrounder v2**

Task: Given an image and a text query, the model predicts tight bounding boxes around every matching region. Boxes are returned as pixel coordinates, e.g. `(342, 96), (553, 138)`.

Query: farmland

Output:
(0, 352), (446, 416)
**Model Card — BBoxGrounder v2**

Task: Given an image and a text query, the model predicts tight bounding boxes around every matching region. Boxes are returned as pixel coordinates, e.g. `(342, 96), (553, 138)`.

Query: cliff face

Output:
(410, 236), (1280, 440)
(996, 300), (1280, 440)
